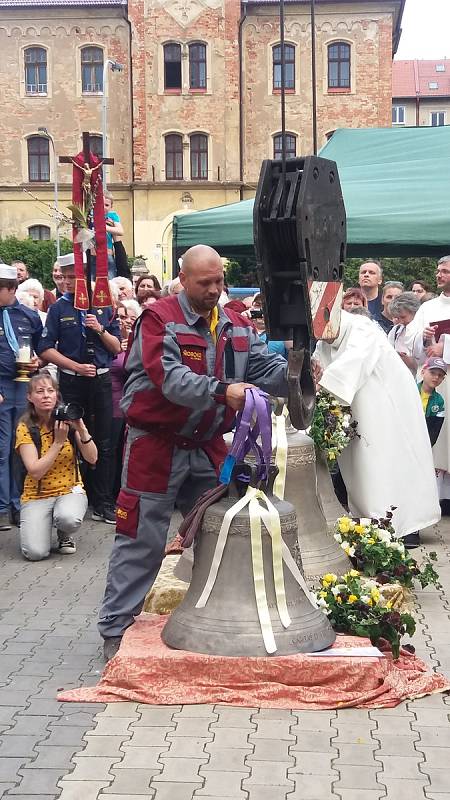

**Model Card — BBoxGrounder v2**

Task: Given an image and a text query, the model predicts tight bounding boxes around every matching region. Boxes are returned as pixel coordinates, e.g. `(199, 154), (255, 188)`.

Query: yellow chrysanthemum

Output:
(367, 598), (374, 607)
(371, 588), (380, 602)
(367, 537), (376, 545)
(348, 595), (358, 604)
(354, 524), (365, 535)
(349, 569), (360, 577)
(319, 590), (328, 598)
(336, 596), (343, 604)
(322, 573), (338, 585)
(338, 517), (352, 534)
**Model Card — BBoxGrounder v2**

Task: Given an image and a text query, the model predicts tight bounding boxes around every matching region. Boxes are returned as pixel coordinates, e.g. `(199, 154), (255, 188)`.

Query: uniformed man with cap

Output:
(37, 253), (121, 523)
(0, 264), (42, 530)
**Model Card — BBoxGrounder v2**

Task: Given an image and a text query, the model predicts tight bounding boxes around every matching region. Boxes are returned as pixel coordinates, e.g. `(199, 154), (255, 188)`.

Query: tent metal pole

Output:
(279, 0), (286, 196)
(311, 0), (318, 155)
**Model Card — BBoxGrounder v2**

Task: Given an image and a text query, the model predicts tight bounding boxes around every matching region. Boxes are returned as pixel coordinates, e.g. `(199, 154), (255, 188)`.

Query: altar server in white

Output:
(314, 311), (440, 540)
(410, 256), (450, 499)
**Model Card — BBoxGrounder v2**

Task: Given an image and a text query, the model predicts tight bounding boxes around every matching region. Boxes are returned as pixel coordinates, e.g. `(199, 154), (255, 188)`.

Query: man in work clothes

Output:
(99, 244), (289, 661)
(37, 253), (121, 524)
(0, 264), (42, 529)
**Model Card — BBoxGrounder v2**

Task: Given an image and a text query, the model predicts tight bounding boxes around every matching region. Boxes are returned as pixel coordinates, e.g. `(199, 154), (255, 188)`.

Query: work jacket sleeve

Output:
(246, 329), (289, 396)
(140, 313), (221, 410)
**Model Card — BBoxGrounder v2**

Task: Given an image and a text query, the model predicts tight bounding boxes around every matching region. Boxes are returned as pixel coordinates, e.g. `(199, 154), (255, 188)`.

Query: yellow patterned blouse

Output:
(15, 422), (84, 503)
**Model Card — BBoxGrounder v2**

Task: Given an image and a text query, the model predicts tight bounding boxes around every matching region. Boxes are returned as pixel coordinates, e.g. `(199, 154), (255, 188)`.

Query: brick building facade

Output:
(0, 0), (404, 279)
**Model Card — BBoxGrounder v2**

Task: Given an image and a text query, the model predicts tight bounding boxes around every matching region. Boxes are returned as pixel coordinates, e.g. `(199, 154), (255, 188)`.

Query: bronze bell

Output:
(162, 489), (336, 657)
(314, 445), (347, 527)
(282, 428), (351, 585)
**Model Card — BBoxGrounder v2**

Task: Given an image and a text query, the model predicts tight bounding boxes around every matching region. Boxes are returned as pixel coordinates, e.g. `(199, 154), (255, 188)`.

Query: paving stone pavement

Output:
(0, 514), (449, 799)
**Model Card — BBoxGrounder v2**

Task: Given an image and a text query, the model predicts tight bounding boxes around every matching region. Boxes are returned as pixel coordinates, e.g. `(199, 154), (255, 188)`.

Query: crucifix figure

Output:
(59, 131), (115, 311)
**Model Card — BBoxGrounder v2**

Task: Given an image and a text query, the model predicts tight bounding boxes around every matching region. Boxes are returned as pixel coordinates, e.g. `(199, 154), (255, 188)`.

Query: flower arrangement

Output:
(317, 570), (415, 659)
(309, 389), (359, 463)
(334, 511), (439, 589)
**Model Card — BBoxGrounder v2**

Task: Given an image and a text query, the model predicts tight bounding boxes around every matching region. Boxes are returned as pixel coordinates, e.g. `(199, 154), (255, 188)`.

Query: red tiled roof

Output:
(393, 60), (450, 98)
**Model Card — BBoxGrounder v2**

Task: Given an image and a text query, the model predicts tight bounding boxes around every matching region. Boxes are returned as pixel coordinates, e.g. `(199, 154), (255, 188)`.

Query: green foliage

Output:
(0, 236), (73, 288)
(226, 257), (259, 288)
(225, 255), (438, 292)
(344, 257), (437, 291)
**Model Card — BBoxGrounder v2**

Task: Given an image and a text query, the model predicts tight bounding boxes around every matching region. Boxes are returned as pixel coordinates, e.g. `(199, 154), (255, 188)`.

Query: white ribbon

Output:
(273, 406), (289, 500)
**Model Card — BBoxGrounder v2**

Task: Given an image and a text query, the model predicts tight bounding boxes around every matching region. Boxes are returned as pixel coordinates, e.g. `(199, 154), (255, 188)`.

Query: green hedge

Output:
(0, 237), (73, 289)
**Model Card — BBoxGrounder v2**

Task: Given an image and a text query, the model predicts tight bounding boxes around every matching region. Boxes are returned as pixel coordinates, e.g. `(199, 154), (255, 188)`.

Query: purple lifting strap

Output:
(219, 388), (272, 485)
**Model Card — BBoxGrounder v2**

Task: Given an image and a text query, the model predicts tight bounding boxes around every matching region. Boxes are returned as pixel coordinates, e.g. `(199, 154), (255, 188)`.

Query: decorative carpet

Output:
(58, 614), (450, 709)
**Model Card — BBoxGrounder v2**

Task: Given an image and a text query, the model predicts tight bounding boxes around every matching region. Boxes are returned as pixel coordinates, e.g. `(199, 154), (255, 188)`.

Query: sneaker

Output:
(58, 536), (76, 555)
(11, 509), (20, 527)
(0, 512), (11, 531)
(103, 636), (122, 662)
(92, 506), (116, 525)
(103, 506), (116, 525)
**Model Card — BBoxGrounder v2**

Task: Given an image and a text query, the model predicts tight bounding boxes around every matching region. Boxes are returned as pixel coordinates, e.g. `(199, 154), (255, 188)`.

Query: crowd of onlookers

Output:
(1, 245), (447, 560)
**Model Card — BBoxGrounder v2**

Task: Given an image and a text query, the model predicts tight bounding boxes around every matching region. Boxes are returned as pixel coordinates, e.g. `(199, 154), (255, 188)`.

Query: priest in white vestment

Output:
(410, 256), (450, 499)
(314, 311), (440, 539)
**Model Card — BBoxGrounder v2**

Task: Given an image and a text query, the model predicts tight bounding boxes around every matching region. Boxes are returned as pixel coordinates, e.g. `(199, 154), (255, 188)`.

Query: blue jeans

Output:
(0, 378), (28, 513)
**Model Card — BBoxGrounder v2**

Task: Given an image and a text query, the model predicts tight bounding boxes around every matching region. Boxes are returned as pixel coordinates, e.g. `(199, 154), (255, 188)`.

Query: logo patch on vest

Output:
(117, 507), (128, 520)
(182, 348), (202, 361)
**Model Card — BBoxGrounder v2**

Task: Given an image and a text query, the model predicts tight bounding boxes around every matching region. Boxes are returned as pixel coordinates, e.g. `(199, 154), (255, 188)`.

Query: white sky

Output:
(395, 0), (450, 60)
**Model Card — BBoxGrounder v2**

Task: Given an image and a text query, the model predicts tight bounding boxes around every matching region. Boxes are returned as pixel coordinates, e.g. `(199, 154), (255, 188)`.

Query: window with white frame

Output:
(165, 134), (183, 179)
(81, 46), (103, 93)
(392, 105), (405, 124)
(24, 47), (47, 94)
(431, 111), (446, 126)
(328, 42), (351, 89)
(189, 42), (207, 90)
(273, 132), (297, 159)
(164, 43), (182, 91)
(190, 134), (208, 179)
(27, 136), (50, 182)
(272, 43), (295, 91)
(28, 225), (50, 240)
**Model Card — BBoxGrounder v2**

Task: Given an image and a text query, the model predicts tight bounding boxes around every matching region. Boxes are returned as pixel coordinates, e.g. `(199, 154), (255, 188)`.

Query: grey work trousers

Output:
(20, 491), (88, 561)
(98, 433), (218, 639)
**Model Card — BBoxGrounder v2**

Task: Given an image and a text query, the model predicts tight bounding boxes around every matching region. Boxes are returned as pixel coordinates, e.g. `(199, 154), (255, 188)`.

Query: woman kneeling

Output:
(15, 370), (97, 561)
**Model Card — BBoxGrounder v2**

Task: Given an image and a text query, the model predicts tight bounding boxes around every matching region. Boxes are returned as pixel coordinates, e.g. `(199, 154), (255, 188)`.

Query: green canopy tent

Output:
(172, 126), (450, 263)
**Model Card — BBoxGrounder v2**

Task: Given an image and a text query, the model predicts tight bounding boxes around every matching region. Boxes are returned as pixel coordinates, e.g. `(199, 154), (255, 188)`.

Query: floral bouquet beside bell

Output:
(316, 570), (415, 659)
(309, 389), (359, 464)
(334, 511), (439, 590)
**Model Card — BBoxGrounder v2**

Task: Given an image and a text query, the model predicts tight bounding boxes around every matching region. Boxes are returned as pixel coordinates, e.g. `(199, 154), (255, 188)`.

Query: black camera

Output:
(250, 309), (264, 320)
(54, 402), (84, 422)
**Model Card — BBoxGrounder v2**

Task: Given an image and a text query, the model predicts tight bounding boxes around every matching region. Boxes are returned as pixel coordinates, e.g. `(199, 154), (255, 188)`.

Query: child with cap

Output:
(418, 357), (446, 447)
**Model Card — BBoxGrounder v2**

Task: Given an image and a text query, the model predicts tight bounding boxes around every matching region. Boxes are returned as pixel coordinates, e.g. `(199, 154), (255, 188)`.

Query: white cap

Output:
(0, 264), (18, 280)
(57, 253), (86, 269)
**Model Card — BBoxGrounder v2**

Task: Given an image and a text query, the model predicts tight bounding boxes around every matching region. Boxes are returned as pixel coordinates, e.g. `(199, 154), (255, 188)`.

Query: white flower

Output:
(363, 580), (378, 590)
(342, 414), (351, 428)
(334, 533), (343, 543)
(389, 541), (405, 553)
(375, 529), (391, 544)
(331, 586), (341, 596)
(360, 595), (371, 604)
(360, 518), (372, 527)
(317, 597), (328, 608)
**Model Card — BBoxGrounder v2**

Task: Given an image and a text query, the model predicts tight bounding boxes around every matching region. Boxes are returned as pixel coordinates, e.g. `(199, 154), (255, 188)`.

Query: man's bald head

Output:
(180, 245), (223, 276)
(179, 244), (224, 317)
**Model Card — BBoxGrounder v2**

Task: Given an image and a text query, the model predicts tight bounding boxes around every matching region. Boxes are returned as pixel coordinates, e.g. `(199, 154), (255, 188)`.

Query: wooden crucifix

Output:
(59, 131), (114, 310)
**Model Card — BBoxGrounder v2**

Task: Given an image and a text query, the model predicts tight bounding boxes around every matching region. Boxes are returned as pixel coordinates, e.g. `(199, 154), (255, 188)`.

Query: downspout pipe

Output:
(123, 9), (136, 257)
(238, 0), (248, 201)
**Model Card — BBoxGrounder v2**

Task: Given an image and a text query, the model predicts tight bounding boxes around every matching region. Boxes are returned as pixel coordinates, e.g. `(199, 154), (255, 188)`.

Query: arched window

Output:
(164, 43), (182, 90)
(89, 135), (103, 157)
(81, 46), (104, 93)
(328, 42), (351, 89)
(189, 42), (207, 89)
(190, 134), (208, 180)
(27, 136), (50, 182)
(273, 133), (297, 160)
(28, 225), (51, 241)
(165, 134), (183, 180)
(272, 43), (295, 91)
(24, 47), (47, 94)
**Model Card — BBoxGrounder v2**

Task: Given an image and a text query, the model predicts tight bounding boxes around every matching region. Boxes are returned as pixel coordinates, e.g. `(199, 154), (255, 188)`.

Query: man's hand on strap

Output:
(225, 382), (256, 411)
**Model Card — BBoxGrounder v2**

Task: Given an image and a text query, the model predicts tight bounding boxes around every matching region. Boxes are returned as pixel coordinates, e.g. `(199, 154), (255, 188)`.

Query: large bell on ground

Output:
(314, 445), (347, 527)
(162, 492), (336, 657)
(284, 428), (351, 585)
